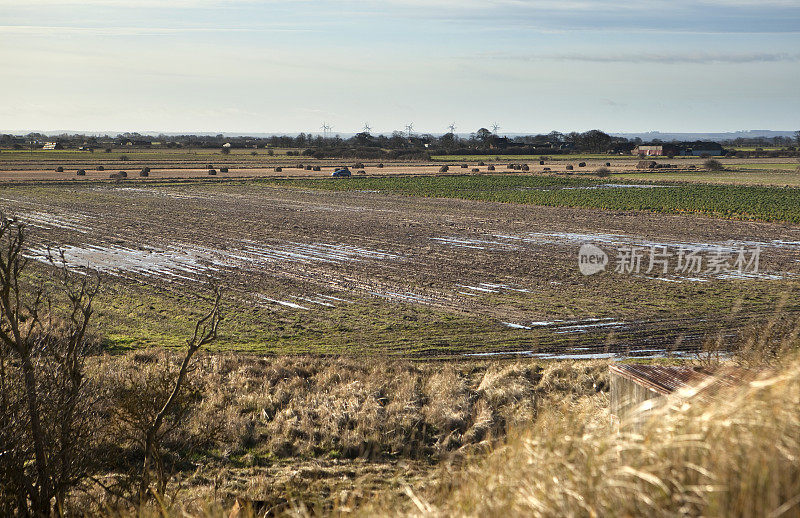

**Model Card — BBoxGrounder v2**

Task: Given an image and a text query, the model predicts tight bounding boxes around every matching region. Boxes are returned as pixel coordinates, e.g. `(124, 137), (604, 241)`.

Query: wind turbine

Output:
(491, 122), (500, 135)
(405, 123), (414, 139)
(447, 123), (456, 135)
(363, 123), (372, 134)
(321, 122), (332, 139)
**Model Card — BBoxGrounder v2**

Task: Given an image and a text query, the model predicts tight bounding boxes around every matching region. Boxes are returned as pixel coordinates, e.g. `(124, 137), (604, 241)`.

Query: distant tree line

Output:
(2, 129), (799, 159)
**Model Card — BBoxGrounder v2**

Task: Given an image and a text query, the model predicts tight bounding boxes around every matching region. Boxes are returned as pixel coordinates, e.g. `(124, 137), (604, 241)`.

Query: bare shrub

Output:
(487, 165), (495, 171)
(76, 170), (86, 176)
(0, 216), (101, 515)
(477, 161), (485, 166)
(461, 164), (468, 169)
(377, 163), (384, 168)
(56, 166), (64, 172)
(219, 167), (228, 173)
(439, 165), (449, 173)
(595, 167), (611, 177)
(565, 165), (574, 171)
(275, 167), (282, 172)
(97, 166), (104, 171)
(521, 164), (529, 171)
(208, 169), (217, 175)
(578, 162), (586, 167)
(704, 159), (725, 171)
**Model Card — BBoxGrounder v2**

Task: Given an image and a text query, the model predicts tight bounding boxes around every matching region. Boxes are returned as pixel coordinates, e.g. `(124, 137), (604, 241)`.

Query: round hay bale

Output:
(97, 165), (104, 171)
(377, 163), (384, 168)
(477, 161), (486, 166)
(305, 165), (312, 170)
(220, 167), (229, 173)
(206, 164), (213, 169)
(275, 167), (283, 172)
(139, 170), (149, 177)
(76, 169), (86, 176)
(109, 173), (122, 180)
(208, 169), (217, 175)
(507, 164), (515, 169)
(353, 162), (365, 169)
(461, 164), (468, 168)
(487, 165), (495, 171)
(56, 166), (64, 172)
(543, 167), (551, 171)
(141, 166), (150, 173)
(118, 171), (128, 177)
(539, 160), (545, 165)
(566, 165), (574, 170)
(357, 170), (366, 175)
(605, 162), (611, 167)
(471, 168), (480, 173)
(521, 164), (530, 171)
(297, 164), (304, 169)
(439, 165), (449, 173)
(313, 166), (321, 171)
(578, 162), (586, 167)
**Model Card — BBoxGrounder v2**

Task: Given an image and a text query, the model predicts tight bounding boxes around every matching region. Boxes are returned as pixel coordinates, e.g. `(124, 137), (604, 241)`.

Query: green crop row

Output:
(264, 175), (800, 224)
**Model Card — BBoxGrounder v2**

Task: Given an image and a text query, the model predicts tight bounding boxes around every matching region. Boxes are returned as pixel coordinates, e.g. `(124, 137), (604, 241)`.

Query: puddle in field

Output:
(367, 290), (436, 305)
(17, 211), (93, 234)
(465, 348), (710, 360)
(502, 318), (628, 334)
(495, 231), (800, 253)
(432, 237), (520, 251)
(559, 184), (675, 191)
(460, 282), (531, 294)
(27, 239), (403, 280)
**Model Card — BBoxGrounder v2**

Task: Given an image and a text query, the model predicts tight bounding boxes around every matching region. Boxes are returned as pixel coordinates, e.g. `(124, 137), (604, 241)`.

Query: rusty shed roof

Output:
(609, 365), (715, 396)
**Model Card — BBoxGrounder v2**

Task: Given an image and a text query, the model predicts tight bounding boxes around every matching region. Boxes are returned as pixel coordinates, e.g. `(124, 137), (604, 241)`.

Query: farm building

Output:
(680, 141), (725, 156)
(42, 142), (62, 150)
(633, 145), (663, 156)
(609, 364), (751, 426)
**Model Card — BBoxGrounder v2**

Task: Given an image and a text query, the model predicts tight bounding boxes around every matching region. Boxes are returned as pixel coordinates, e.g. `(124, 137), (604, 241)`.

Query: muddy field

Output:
(2, 181), (799, 357)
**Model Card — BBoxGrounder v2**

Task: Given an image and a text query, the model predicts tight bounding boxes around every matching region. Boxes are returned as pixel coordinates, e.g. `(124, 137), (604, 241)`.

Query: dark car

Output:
(332, 168), (352, 177)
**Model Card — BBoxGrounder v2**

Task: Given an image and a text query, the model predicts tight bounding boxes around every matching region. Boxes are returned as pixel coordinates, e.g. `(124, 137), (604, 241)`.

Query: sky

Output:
(1, 0), (799, 134)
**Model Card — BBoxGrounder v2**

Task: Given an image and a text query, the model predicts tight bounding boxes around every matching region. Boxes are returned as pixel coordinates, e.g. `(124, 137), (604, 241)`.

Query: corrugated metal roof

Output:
(609, 365), (714, 396)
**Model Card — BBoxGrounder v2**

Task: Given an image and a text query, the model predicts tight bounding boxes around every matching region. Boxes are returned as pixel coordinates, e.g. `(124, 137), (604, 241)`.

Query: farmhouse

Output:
(633, 145), (663, 156)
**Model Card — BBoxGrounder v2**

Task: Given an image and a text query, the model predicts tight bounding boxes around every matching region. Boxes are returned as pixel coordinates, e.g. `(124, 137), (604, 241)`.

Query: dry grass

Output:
(78, 354), (607, 514)
(364, 355), (800, 517)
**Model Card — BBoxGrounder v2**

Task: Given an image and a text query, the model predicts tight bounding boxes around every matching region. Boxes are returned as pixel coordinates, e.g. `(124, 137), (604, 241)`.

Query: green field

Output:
(265, 174), (800, 223)
(0, 148), (304, 161)
(431, 154), (622, 162)
(614, 168), (800, 187)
